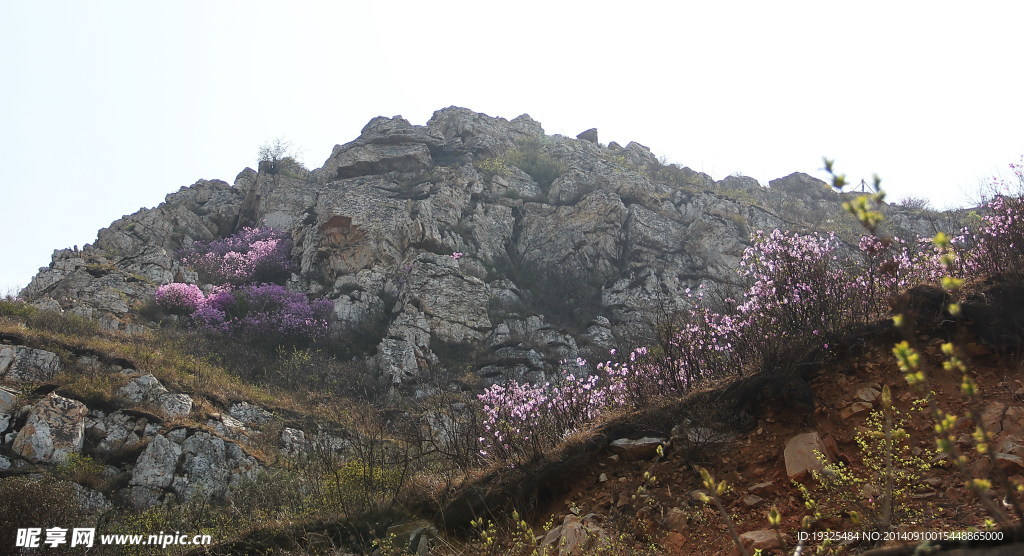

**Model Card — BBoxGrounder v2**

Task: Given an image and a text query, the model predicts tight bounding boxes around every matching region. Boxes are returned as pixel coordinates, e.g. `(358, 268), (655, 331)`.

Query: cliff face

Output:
(21, 107), (945, 389)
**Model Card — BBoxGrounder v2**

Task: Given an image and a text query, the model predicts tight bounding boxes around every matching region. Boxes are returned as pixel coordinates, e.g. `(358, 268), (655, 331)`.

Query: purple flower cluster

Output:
(154, 283), (206, 315)
(180, 227), (295, 285)
(155, 226), (332, 344)
(972, 192), (1024, 277)
(477, 364), (606, 464)
(194, 284), (333, 341)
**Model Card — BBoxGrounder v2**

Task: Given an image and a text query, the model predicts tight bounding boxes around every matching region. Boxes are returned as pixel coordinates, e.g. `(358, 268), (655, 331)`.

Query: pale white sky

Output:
(2, 1), (1022, 294)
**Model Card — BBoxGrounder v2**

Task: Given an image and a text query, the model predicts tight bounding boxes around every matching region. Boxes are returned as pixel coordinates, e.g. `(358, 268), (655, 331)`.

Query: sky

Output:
(2, 1), (1023, 295)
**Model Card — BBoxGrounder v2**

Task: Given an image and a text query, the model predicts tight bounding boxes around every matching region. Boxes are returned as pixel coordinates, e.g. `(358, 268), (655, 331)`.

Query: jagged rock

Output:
(609, 437), (666, 460)
(207, 413), (248, 441)
(19, 106), (958, 386)
(0, 346), (62, 382)
(664, 507), (688, 532)
(981, 402), (1006, 435)
(128, 428), (259, 508)
(12, 393), (88, 463)
(742, 494), (764, 507)
(281, 427), (307, 454)
(576, 128), (598, 144)
(73, 483), (113, 512)
(86, 410), (154, 456)
(117, 374), (192, 419)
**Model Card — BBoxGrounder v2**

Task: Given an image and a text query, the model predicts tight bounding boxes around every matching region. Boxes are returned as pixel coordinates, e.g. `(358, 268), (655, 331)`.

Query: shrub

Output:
(180, 226), (294, 286)
(0, 477), (89, 548)
(195, 283), (333, 345)
(154, 283), (206, 315)
(507, 138), (566, 189)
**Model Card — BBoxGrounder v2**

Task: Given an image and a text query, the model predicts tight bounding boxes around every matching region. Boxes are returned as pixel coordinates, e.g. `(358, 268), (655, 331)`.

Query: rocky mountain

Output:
(5, 108), (1020, 555)
(19, 107), (955, 392)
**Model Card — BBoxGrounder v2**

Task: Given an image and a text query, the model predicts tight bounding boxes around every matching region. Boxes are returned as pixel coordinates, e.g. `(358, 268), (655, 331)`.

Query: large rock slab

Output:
(0, 346), (62, 382)
(784, 431), (831, 482)
(117, 374), (192, 419)
(12, 392), (88, 463)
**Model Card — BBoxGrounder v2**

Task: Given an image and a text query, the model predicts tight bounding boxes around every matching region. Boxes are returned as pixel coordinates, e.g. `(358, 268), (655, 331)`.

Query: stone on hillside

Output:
(386, 520), (436, 555)
(855, 385), (881, 403)
(995, 452), (1024, 474)
(207, 413), (248, 441)
(0, 387), (17, 432)
(117, 374), (192, 419)
(610, 437), (666, 461)
(74, 483), (113, 512)
(576, 128), (599, 143)
(86, 410), (153, 456)
(664, 507), (688, 532)
(228, 401), (272, 425)
(128, 428), (259, 509)
(0, 346), (62, 382)
(784, 431), (831, 482)
(1000, 406), (1024, 441)
(541, 514), (606, 556)
(981, 402), (1006, 435)
(839, 401), (873, 421)
(735, 529), (788, 555)
(281, 427), (307, 454)
(748, 481), (775, 496)
(12, 393), (88, 463)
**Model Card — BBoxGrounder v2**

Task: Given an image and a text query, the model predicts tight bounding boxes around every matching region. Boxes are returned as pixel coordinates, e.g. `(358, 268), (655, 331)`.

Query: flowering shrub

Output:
(180, 227), (294, 285)
(154, 283), (206, 315)
(154, 226), (332, 345)
(478, 363), (606, 464)
(194, 284), (333, 343)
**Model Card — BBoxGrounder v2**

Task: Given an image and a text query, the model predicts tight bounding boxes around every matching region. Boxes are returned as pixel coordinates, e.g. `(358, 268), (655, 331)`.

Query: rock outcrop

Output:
(20, 107), (952, 389)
